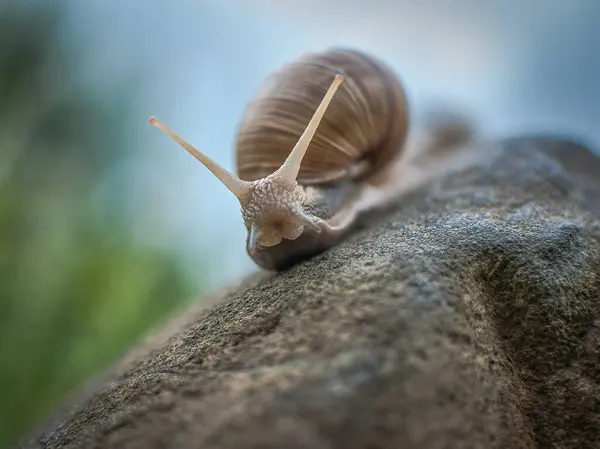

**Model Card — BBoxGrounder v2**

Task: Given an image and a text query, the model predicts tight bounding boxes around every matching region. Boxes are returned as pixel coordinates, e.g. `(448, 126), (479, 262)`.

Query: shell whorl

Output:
(235, 48), (410, 186)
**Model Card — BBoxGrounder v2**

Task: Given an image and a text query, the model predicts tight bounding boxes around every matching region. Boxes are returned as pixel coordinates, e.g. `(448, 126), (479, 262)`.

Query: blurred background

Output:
(0, 0), (599, 446)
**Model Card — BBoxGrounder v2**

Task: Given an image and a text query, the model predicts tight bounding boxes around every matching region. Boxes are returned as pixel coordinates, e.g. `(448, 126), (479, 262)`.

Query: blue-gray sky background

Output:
(65, 0), (600, 289)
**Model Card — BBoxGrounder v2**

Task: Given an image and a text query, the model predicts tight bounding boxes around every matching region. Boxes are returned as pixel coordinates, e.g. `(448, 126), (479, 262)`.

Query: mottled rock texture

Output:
(15, 136), (600, 448)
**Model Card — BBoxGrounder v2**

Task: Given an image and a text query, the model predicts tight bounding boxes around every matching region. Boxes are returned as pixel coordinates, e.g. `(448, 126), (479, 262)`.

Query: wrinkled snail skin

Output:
(246, 181), (364, 270)
(149, 48), (476, 272)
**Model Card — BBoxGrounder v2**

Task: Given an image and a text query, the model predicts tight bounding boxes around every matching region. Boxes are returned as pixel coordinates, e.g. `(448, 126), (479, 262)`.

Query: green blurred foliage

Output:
(0, 3), (199, 447)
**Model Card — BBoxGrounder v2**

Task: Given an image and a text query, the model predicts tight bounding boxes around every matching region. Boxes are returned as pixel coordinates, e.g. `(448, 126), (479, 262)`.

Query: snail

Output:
(149, 48), (470, 271)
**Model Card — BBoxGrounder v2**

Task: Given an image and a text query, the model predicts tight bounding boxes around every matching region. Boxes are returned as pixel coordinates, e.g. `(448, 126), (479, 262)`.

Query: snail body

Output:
(150, 48), (416, 271)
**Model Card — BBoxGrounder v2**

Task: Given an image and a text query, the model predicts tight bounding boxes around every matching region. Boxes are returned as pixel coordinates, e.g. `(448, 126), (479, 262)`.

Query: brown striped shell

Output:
(234, 48), (410, 186)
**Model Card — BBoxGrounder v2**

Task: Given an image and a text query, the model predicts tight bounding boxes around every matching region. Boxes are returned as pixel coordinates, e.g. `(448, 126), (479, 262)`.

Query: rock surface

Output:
(15, 136), (600, 449)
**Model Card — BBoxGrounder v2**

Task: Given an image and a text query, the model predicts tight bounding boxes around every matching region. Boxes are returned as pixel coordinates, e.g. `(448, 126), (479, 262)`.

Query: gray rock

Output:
(15, 135), (600, 449)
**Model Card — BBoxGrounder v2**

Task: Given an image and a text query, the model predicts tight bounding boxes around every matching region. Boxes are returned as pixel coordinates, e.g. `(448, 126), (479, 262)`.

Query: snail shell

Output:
(235, 48), (410, 186)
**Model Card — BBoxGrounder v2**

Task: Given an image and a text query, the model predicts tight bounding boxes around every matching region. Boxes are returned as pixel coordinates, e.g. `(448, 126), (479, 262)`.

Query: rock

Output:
(15, 135), (600, 449)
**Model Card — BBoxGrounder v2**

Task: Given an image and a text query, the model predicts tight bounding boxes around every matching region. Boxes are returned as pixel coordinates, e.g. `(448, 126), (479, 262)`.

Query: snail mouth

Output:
(272, 219), (304, 241)
(259, 218), (304, 245)
(247, 218), (306, 253)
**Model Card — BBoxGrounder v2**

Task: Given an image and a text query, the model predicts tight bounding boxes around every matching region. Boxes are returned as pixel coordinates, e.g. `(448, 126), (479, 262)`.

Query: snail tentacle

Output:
(148, 117), (252, 202)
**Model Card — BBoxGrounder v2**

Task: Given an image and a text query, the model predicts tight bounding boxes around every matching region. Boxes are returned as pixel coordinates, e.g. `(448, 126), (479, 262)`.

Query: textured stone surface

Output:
(15, 136), (600, 449)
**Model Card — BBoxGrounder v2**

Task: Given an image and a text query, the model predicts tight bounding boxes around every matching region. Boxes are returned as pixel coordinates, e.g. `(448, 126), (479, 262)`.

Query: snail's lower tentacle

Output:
(291, 209), (323, 232)
(317, 206), (359, 234)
